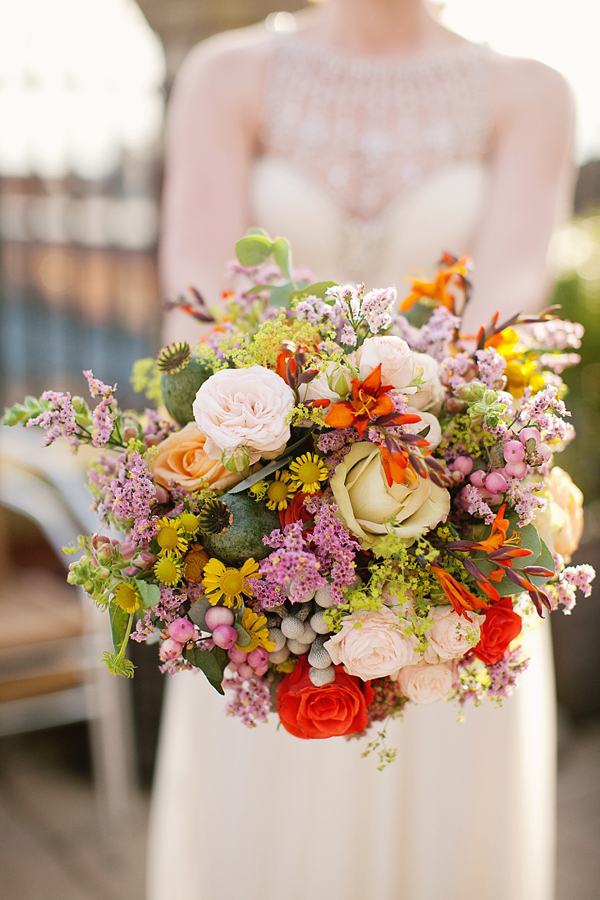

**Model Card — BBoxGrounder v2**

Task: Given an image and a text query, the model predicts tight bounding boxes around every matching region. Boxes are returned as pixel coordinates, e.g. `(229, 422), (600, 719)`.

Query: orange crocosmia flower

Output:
(325, 365), (420, 438)
(475, 504), (511, 554)
(431, 565), (488, 619)
(379, 444), (409, 486)
(401, 260), (468, 313)
(275, 349), (297, 383)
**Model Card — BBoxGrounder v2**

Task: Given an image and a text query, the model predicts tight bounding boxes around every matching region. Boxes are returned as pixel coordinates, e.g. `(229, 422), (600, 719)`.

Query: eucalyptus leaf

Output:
(235, 235), (273, 267)
(268, 282), (294, 308)
(134, 580), (161, 609)
(184, 646), (226, 695)
(108, 603), (129, 652)
(290, 281), (338, 302)
(273, 237), (292, 279)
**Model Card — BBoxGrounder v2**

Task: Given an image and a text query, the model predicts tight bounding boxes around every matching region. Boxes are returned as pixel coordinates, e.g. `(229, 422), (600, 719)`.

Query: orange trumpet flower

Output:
(431, 565), (488, 619)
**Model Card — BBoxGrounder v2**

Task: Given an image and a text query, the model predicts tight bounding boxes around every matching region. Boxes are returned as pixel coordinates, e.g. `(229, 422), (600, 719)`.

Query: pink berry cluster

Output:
(453, 427), (552, 508)
(205, 606), (269, 679)
(159, 617), (197, 661)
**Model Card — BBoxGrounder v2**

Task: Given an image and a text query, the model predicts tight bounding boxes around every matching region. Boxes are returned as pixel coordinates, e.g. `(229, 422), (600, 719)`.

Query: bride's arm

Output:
(463, 56), (575, 334)
(160, 32), (267, 344)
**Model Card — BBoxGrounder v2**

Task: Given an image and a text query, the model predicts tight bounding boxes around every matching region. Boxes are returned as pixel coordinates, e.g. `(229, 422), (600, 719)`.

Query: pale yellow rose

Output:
(148, 423), (242, 492)
(533, 466), (584, 562)
(330, 441), (450, 553)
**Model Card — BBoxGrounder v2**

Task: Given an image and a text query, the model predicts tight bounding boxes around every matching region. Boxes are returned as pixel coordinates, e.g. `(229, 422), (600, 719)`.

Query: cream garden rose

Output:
(192, 366), (295, 465)
(532, 466), (584, 562)
(148, 423), (241, 492)
(330, 441), (450, 552)
(324, 608), (420, 680)
(393, 660), (456, 705)
(423, 605), (484, 663)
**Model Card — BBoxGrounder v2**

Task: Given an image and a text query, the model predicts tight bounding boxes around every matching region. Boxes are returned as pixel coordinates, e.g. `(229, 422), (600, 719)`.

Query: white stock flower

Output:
(192, 366), (295, 465)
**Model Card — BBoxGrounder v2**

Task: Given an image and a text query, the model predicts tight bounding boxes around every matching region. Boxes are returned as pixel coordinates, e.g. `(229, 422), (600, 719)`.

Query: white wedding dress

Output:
(147, 33), (556, 900)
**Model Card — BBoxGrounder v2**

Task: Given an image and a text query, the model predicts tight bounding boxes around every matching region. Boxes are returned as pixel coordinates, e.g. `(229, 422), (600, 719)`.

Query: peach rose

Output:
(424, 605), (484, 663)
(193, 366), (295, 465)
(533, 466), (584, 562)
(324, 608), (420, 680)
(393, 660), (456, 705)
(330, 441), (450, 553)
(148, 423), (241, 492)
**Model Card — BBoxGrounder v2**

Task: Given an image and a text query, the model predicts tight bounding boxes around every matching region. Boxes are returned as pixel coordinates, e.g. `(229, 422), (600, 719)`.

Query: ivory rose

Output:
(330, 441), (450, 552)
(324, 608), (420, 680)
(532, 466), (584, 562)
(192, 366), (295, 465)
(148, 423), (241, 492)
(354, 337), (443, 411)
(424, 605), (484, 663)
(393, 660), (456, 705)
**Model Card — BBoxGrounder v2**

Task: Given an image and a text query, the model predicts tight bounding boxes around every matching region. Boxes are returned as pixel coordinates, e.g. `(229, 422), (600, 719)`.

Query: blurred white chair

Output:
(0, 424), (138, 845)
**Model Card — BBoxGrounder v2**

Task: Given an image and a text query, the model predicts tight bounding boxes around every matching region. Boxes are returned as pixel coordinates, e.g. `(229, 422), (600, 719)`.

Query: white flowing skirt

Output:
(146, 621), (555, 900)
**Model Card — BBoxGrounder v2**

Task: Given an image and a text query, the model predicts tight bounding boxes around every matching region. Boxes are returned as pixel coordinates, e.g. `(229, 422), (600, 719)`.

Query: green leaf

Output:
(226, 426), (315, 495)
(227, 455), (293, 494)
(273, 237), (292, 279)
(184, 646), (227, 695)
(235, 235), (273, 267)
(188, 596), (211, 629)
(246, 227), (270, 238)
(108, 603), (129, 652)
(134, 580), (161, 609)
(474, 521), (553, 597)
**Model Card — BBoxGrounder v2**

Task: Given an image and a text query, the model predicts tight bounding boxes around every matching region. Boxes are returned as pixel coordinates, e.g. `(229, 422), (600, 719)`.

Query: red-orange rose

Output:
(276, 655), (374, 739)
(473, 597), (522, 665)
(279, 491), (314, 529)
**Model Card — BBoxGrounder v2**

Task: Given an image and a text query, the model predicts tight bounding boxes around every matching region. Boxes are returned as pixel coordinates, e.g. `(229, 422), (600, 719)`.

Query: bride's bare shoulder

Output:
(489, 50), (573, 133)
(172, 23), (274, 107)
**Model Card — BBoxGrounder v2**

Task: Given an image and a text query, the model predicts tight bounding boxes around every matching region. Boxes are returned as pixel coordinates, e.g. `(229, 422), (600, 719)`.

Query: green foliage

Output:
(184, 645), (228, 695)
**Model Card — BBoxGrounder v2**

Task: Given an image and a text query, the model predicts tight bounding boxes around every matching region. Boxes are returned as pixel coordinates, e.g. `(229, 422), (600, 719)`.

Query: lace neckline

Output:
(274, 30), (489, 76)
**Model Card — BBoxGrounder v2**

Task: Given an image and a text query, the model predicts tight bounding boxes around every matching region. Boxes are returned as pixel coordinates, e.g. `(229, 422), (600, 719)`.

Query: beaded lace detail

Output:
(260, 35), (492, 223)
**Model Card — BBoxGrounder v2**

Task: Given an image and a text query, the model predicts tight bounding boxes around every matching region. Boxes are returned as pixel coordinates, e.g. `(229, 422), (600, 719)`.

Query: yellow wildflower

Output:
(202, 558), (261, 609)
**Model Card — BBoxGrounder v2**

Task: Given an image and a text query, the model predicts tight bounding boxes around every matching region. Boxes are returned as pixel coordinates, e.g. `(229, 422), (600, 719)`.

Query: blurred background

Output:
(0, 2), (599, 899)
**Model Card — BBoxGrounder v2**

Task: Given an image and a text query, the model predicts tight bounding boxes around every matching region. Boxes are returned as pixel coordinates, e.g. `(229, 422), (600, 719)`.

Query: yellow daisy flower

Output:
(202, 558), (261, 609)
(237, 607), (276, 653)
(113, 582), (141, 613)
(288, 453), (328, 495)
(155, 517), (188, 556)
(178, 511), (201, 537)
(154, 554), (183, 586)
(265, 470), (296, 511)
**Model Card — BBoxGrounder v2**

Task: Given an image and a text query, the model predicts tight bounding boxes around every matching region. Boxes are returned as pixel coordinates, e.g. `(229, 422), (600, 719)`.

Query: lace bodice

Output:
(250, 34), (493, 287)
(260, 35), (492, 222)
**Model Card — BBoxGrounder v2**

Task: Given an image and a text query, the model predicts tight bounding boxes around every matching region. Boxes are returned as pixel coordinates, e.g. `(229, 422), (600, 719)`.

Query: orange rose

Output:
(276, 655), (374, 739)
(149, 423), (241, 492)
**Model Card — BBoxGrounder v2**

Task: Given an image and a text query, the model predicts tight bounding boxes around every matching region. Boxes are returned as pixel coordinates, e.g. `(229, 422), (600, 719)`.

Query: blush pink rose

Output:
(393, 660), (456, 705)
(192, 366), (295, 464)
(424, 605), (485, 663)
(324, 608), (420, 680)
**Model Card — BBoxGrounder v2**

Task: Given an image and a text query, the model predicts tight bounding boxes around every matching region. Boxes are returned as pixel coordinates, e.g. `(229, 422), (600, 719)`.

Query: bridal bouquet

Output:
(4, 230), (594, 764)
